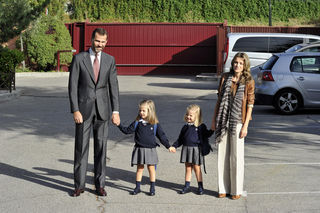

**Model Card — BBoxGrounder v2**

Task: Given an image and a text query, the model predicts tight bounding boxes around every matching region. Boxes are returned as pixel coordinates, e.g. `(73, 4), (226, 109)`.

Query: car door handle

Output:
(297, 76), (304, 81)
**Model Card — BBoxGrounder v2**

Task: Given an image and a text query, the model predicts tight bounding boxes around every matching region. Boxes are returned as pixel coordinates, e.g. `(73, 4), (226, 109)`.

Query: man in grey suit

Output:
(68, 28), (120, 197)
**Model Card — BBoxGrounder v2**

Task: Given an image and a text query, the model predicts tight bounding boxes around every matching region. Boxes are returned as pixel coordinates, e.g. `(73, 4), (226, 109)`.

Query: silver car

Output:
(285, 41), (320, 53)
(254, 52), (320, 114)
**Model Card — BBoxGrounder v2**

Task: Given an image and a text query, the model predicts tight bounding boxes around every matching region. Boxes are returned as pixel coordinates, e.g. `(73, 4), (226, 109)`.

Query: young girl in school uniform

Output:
(172, 104), (214, 195)
(117, 100), (175, 196)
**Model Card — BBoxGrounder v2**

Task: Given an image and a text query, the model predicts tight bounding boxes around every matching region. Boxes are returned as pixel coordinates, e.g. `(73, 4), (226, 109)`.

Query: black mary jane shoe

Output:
(131, 188), (141, 195)
(180, 186), (191, 194)
(198, 187), (204, 195)
(149, 191), (155, 196)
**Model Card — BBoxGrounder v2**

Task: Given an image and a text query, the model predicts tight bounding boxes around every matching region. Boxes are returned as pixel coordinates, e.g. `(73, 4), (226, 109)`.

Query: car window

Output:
(309, 39), (320, 43)
(301, 46), (320, 52)
(232, 37), (268, 52)
(291, 56), (320, 74)
(291, 58), (302, 72)
(262, 55), (279, 70)
(269, 37), (303, 53)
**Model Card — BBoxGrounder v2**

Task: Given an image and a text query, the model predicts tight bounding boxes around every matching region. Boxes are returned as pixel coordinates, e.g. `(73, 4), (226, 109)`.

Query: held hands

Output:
(168, 146), (176, 153)
(73, 111), (83, 124)
(112, 113), (120, 126)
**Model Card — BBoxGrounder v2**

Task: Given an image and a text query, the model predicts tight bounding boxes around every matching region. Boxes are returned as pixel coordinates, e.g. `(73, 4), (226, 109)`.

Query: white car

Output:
(223, 33), (320, 73)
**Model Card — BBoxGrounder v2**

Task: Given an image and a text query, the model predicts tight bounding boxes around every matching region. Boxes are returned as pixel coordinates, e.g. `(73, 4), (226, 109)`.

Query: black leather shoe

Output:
(180, 186), (191, 194)
(72, 189), (84, 197)
(131, 188), (141, 195)
(96, 188), (107, 196)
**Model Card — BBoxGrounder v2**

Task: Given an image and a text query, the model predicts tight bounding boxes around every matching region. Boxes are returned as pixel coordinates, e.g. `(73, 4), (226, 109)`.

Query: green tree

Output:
(24, 15), (73, 71)
(0, 0), (50, 43)
(28, 0), (67, 17)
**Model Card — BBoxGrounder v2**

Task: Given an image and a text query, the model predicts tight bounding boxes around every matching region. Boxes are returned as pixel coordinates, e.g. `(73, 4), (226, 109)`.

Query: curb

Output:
(0, 89), (21, 102)
(15, 72), (69, 77)
(195, 73), (221, 81)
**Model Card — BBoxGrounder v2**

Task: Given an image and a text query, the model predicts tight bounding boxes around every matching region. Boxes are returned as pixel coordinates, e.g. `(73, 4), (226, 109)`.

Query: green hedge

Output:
(0, 47), (24, 89)
(67, 0), (320, 23)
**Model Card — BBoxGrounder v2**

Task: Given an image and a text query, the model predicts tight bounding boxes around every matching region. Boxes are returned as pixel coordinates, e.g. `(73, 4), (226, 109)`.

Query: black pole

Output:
(269, 0), (272, 26)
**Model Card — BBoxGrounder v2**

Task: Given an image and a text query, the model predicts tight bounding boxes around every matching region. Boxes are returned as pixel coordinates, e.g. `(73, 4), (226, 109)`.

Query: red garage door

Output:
(66, 22), (226, 75)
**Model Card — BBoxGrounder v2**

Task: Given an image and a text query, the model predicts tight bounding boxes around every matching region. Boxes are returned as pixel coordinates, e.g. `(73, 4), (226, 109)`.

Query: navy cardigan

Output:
(118, 121), (170, 149)
(173, 123), (214, 150)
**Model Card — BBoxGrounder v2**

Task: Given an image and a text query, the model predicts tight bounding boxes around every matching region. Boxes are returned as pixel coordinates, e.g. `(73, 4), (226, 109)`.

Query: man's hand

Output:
(112, 113), (120, 126)
(73, 111), (83, 124)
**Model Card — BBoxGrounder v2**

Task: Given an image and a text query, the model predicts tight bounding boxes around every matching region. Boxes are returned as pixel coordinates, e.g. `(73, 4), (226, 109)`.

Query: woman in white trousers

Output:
(211, 52), (255, 200)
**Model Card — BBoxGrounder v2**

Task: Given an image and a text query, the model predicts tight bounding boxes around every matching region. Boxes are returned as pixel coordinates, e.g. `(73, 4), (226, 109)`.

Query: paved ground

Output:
(0, 73), (319, 213)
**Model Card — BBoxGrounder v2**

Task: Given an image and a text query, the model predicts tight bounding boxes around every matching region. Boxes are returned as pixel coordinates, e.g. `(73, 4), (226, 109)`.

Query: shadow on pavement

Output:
(59, 159), (218, 196)
(0, 162), (73, 194)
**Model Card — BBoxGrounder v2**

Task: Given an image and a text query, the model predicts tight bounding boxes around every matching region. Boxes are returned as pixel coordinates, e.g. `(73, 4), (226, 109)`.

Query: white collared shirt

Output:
(89, 48), (101, 68)
(139, 119), (148, 124)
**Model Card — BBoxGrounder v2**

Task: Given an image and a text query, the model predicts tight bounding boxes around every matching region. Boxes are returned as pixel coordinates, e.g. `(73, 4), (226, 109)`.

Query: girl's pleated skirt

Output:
(131, 146), (158, 166)
(180, 145), (204, 165)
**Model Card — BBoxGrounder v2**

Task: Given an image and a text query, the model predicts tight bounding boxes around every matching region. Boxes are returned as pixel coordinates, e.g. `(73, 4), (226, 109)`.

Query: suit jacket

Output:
(68, 51), (120, 121)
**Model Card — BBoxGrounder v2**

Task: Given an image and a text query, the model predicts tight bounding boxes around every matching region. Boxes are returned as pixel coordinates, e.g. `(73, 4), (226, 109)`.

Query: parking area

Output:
(0, 73), (319, 213)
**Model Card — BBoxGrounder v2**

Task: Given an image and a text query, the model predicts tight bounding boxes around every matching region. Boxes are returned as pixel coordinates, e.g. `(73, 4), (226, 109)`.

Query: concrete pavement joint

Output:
(250, 125), (320, 129)
(248, 191), (320, 195)
(246, 162), (320, 165)
(307, 115), (320, 125)
(96, 196), (107, 213)
(247, 141), (320, 145)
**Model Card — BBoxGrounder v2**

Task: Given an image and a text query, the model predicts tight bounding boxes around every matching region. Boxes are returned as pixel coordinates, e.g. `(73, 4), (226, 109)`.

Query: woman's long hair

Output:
(229, 52), (253, 84)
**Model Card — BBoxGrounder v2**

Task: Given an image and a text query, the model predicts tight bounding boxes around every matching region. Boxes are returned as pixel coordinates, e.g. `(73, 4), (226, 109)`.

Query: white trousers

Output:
(217, 123), (244, 196)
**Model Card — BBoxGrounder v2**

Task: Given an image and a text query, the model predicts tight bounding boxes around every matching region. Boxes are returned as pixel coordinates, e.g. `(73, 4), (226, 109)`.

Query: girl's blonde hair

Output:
(184, 104), (202, 127)
(136, 100), (159, 125)
(230, 52), (253, 84)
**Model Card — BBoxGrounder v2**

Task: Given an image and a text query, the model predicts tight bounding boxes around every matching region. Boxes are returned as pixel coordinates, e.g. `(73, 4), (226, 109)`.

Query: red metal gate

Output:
(65, 22), (226, 75)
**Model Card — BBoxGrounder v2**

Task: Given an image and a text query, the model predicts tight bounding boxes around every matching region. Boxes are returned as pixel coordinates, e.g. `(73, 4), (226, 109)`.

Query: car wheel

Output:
(274, 90), (301, 115)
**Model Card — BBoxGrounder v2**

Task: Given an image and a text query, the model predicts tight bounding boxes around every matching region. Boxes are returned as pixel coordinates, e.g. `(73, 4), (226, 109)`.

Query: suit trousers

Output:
(217, 123), (244, 196)
(74, 103), (109, 190)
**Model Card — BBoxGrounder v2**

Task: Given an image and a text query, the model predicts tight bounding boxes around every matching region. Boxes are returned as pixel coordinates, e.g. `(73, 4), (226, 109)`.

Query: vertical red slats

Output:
(66, 23), (224, 75)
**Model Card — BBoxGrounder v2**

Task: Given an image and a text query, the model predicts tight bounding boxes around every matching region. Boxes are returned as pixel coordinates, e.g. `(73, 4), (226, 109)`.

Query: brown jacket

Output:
(216, 73), (255, 123)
